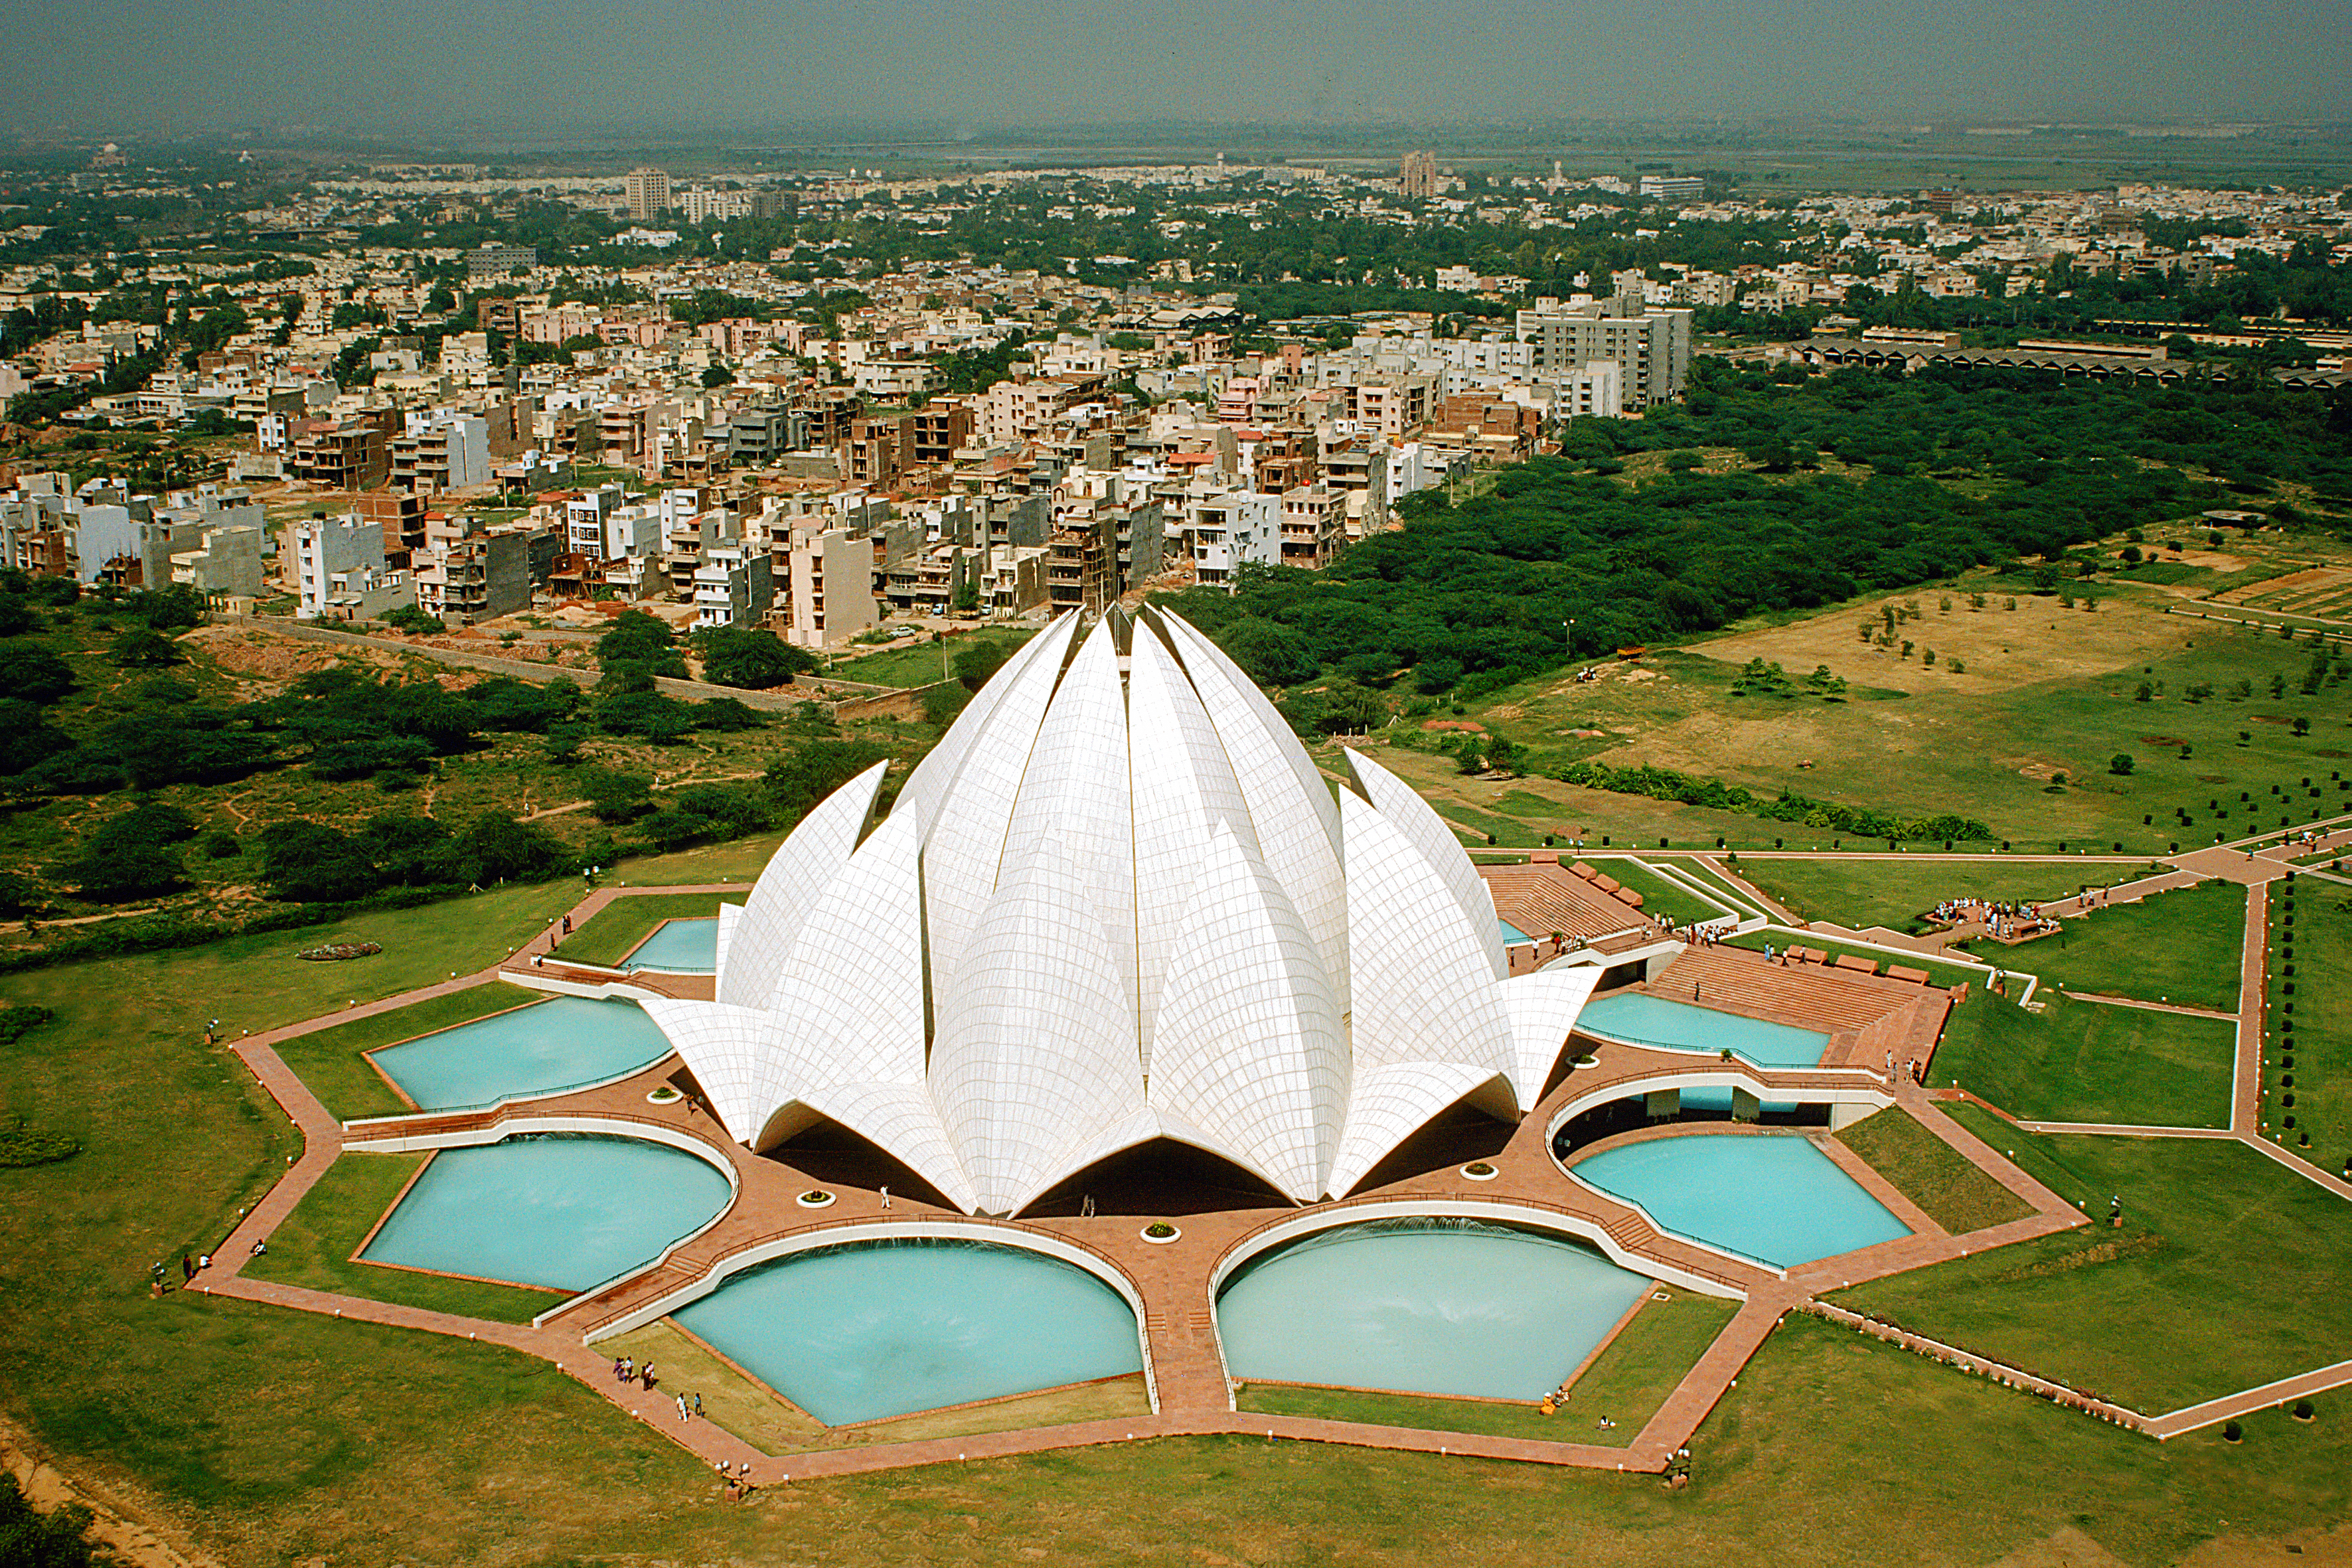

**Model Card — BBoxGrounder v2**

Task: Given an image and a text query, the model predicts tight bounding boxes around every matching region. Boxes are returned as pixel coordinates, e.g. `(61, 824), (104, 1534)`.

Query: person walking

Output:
(878, 1185), (890, 1210)
(676, 1393), (690, 1423)
(694, 1393), (704, 1419)
(641, 1360), (656, 1390)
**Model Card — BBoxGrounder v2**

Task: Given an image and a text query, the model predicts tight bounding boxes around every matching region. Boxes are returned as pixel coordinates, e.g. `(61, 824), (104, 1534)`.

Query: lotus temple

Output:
(208, 607), (2095, 1476)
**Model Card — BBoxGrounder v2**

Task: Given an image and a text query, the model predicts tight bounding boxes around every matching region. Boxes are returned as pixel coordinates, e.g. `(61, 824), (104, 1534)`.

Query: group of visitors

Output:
(1662, 919), (1727, 947)
(1930, 897), (2055, 942)
(610, 1356), (705, 1425)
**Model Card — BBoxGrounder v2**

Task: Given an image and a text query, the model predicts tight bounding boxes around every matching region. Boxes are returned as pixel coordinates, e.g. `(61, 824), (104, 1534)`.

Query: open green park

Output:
(1836, 1114), (2352, 1416)
(1379, 583), (2352, 862)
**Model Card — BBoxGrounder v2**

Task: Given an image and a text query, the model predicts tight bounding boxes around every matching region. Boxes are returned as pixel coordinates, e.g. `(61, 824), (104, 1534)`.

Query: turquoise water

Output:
(1498, 917), (1533, 945)
(362, 1135), (730, 1292)
(627, 917), (718, 973)
(673, 1240), (1144, 1425)
(370, 996), (674, 1111)
(1572, 1135), (1909, 1268)
(1577, 992), (1830, 1068)
(1216, 1219), (1652, 1402)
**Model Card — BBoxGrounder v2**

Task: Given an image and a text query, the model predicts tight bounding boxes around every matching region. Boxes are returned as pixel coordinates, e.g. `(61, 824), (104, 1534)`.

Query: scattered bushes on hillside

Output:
(1551, 759), (1992, 843)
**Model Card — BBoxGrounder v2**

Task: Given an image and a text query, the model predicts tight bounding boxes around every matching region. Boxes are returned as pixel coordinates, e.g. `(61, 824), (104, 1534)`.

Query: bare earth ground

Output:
(1695, 589), (2190, 696)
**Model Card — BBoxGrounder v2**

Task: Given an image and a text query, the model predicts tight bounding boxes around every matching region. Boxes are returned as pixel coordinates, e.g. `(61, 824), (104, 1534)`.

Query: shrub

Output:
(2223, 1419), (2243, 1443)
(2110, 753), (2134, 775)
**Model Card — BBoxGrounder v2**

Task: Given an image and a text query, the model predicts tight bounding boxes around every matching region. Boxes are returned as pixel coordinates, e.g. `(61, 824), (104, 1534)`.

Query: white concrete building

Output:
(634, 609), (1601, 1214)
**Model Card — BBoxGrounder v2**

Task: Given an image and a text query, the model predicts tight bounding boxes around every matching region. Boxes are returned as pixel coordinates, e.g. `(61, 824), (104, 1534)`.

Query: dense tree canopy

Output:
(1159, 362), (2352, 699)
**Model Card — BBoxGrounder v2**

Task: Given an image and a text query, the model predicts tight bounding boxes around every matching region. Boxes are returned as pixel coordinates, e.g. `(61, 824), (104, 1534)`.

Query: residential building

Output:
(783, 522), (878, 649)
(414, 526), (533, 625)
(170, 523), (265, 599)
(288, 513), (386, 619)
(1638, 175), (1707, 202)
(288, 419), (391, 490)
(465, 246), (538, 281)
(1401, 150), (1438, 200)
(1513, 297), (1693, 408)
(624, 167), (672, 224)
(692, 542), (775, 630)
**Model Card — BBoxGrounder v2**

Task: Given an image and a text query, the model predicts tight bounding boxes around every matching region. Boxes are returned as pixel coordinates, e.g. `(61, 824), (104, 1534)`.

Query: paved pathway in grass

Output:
(202, 872), (2352, 1484)
(2055, 990), (2237, 1020)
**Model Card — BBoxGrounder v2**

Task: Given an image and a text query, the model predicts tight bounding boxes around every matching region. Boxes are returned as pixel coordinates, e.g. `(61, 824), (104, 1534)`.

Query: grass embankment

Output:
(1239, 1287), (1739, 1447)
(272, 981), (543, 1121)
(2271, 877), (2350, 1175)
(242, 1151), (560, 1323)
(605, 1321), (1151, 1454)
(1968, 878), (2245, 1012)
(560, 893), (735, 968)
(1932, 990), (2236, 1128)
(1836, 1107), (2035, 1235)
(1739, 858), (2136, 931)
(1584, 859), (1731, 926)
(1836, 1109), (2352, 1413)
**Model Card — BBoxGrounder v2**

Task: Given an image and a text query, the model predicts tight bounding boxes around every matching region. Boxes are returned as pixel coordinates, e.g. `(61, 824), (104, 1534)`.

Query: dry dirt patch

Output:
(1696, 592), (2194, 695)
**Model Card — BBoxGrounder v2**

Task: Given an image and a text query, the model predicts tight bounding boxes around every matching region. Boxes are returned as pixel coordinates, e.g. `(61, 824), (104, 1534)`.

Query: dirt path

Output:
(0, 1411), (216, 1568)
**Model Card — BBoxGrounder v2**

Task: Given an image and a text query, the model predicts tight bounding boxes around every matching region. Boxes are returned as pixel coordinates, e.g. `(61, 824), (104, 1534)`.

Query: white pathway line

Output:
(2056, 989), (2238, 1021)
(2149, 1358), (2352, 1439)
(2015, 1122), (2238, 1138)
(2235, 1131), (2352, 1200)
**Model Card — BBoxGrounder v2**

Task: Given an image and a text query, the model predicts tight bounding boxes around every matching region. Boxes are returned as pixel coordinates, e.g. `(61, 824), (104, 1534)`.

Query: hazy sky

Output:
(10, 0), (2350, 137)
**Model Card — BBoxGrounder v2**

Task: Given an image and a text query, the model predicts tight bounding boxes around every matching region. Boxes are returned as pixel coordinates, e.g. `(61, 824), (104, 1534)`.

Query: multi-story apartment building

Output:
(287, 420), (390, 490)
(623, 167), (671, 224)
(783, 522), (878, 649)
(692, 542), (774, 631)
(1513, 297), (1694, 408)
(288, 514), (385, 619)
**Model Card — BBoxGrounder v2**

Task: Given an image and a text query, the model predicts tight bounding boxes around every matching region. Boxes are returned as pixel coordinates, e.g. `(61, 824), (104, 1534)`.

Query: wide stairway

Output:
(1640, 944), (1931, 1036)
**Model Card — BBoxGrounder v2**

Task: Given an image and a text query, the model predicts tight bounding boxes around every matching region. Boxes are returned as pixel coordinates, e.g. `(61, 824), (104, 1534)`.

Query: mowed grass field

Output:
(1834, 1113), (2352, 1415)
(1389, 580), (2352, 855)
(1932, 990), (2238, 1128)
(2, 871), (2351, 1561)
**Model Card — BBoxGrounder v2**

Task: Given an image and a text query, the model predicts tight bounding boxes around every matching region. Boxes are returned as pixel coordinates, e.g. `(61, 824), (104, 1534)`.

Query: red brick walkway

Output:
(202, 954), (2122, 1480)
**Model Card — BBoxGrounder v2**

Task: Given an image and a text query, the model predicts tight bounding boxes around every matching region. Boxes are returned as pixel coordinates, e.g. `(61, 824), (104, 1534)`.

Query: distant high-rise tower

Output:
(1400, 149), (1437, 200)
(624, 167), (671, 224)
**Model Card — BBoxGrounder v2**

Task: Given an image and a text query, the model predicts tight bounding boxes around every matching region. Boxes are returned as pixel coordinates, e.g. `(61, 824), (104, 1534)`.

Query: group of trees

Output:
(1164, 361), (2352, 708)
(1551, 760), (1992, 844)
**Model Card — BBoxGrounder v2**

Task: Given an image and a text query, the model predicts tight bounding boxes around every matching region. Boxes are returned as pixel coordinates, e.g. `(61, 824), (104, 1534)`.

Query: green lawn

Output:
(560, 893), (736, 968)
(1834, 1117), (2352, 1413)
(1739, 858), (2142, 931)
(242, 1150), (561, 1323)
(824, 627), (1038, 688)
(1836, 1107), (2035, 1235)
(2273, 880), (2351, 1176)
(1930, 990), (2236, 1127)
(271, 982), (544, 1121)
(1239, 1287), (1740, 1446)
(1965, 878), (2245, 1012)
(1585, 858), (1732, 926)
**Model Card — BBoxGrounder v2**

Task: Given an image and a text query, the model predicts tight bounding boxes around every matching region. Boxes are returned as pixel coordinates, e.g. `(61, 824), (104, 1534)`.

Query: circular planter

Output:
(1571, 1054), (1601, 1071)
(1460, 1162), (1499, 1182)
(1140, 1223), (1182, 1245)
(645, 1085), (683, 1105)
(795, 1190), (836, 1210)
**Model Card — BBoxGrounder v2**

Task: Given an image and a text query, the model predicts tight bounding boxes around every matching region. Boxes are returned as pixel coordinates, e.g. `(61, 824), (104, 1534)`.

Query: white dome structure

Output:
(640, 609), (1599, 1215)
